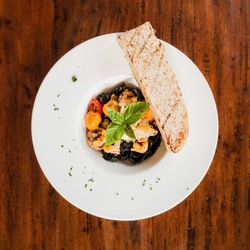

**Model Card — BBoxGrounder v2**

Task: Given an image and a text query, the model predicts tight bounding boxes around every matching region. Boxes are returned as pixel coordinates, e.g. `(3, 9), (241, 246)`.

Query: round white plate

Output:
(32, 33), (218, 221)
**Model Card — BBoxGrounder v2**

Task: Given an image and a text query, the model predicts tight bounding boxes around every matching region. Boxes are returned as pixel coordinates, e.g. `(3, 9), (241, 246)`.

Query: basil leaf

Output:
(123, 102), (149, 125)
(107, 108), (124, 124)
(124, 125), (136, 139)
(105, 123), (125, 145)
(104, 102), (149, 145)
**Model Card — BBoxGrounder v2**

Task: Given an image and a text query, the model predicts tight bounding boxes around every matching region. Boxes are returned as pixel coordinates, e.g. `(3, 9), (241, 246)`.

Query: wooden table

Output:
(0, 0), (249, 249)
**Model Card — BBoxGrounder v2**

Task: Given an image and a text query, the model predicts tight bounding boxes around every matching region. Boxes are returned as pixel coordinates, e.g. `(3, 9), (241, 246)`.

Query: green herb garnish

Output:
(68, 166), (73, 176)
(123, 102), (149, 125)
(106, 109), (124, 124)
(88, 178), (94, 182)
(71, 75), (77, 82)
(105, 123), (126, 146)
(105, 102), (149, 145)
(53, 104), (59, 111)
(124, 125), (135, 139)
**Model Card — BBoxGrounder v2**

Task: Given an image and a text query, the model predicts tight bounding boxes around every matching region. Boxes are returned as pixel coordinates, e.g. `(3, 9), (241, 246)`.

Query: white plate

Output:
(32, 33), (218, 221)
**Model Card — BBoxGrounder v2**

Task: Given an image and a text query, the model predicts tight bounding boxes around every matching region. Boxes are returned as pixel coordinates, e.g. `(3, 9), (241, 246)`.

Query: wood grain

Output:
(0, 0), (249, 249)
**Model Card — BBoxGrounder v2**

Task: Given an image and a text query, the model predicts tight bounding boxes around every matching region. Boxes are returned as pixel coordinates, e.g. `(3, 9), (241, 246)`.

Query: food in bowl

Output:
(85, 83), (161, 164)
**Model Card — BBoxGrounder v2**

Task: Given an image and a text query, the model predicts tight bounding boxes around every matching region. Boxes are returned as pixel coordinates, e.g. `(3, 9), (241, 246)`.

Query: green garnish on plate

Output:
(71, 75), (77, 82)
(105, 102), (149, 145)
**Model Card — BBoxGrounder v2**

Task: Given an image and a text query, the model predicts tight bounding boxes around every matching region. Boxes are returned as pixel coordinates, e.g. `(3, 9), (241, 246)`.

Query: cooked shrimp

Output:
(87, 128), (105, 150)
(118, 89), (137, 108)
(103, 99), (119, 116)
(142, 108), (154, 122)
(132, 124), (158, 142)
(131, 141), (149, 153)
(110, 94), (118, 101)
(103, 141), (121, 155)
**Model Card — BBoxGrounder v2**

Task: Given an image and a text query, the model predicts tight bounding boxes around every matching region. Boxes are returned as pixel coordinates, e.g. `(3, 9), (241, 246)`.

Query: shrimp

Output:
(132, 123), (158, 142)
(118, 89), (137, 108)
(131, 141), (149, 153)
(103, 141), (121, 155)
(87, 128), (105, 150)
(141, 108), (154, 122)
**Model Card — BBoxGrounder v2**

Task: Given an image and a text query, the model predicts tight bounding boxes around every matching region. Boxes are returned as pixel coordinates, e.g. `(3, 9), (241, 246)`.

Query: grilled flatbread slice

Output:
(117, 22), (189, 152)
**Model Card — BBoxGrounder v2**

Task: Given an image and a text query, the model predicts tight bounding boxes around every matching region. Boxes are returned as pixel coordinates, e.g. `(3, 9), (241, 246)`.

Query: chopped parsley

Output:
(53, 104), (59, 111)
(88, 178), (94, 182)
(68, 166), (73, 176)
(61, 145), (64, 148)
(57, 94), (60, 98)
(71, 75), (77, 82)
(84, 184), (88, 188)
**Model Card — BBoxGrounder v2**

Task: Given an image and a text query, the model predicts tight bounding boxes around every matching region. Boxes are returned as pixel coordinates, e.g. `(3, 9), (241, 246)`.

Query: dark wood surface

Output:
(0, 0), (249, 249)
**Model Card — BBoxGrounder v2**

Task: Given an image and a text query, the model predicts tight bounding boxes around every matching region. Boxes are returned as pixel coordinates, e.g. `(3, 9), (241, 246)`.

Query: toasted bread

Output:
(117, 22), (189, 152)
